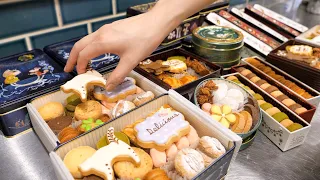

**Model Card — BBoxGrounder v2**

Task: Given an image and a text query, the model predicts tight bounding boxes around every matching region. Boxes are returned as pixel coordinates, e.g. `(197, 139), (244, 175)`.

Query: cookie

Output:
(58, 127), (81, 143)
(287, 123), (303, 132)
(250, 76), (261, 83)
(295, 107), (308, 114)
(260, 103), (273, 111)
(198, 136), (226, 158)
(174, 148), (205, 179)
(150, 148), (166, 168)
(280, 119), (294, 128)
(265, 86), (279, 93)
(47, 116), (72, 134)
(255, 80), (267, 87)
(74, 100), (102, 121)
(270, 91), (283, 98)
(272, 112), (289, 122)
(257, 100), (266, 106)
(240, 69), (252, 76)
(133, 91), (155, 106)
(61, 70), (106, 102)
(197, 149), (214, 168)
(83, 175), (103, 180)
(162, 59), (187, 73)
(139, 60), (171, 75)
(282, 99), (296, 107)
(133, 106), (190, 151)
(289, 103), (302, 111)
(144, 168), (170, 180)
(166, 144), (178, 161)
(231, 113), (246, 133)
(79, 127), (141, 180)
(162, 76), (182, 89)
(260, 83), (271, 90)
(226, 76), (238, 81)
(241, 110), (253, 133)
(79, 118), (104, 132)
(38, 102), (64, 122)
(186, 58), (210, 76)
(253, 93), (264, 100)
(186, 125), (200, 149)
(94, 77), (137, 103)
(63, 146), (97, 179)
(180, 75), (198, 85)
(176, 136), (190, 150)
(276, 94), (289, 102)
(111, 100), (136, 118)
(266, 107), (281, 116)
(114, 147), (153, 179)
(246, 73), (256, 80)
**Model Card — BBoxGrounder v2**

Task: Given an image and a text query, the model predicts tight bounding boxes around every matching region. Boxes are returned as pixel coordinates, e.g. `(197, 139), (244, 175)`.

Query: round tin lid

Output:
(192, 26), (244, 49)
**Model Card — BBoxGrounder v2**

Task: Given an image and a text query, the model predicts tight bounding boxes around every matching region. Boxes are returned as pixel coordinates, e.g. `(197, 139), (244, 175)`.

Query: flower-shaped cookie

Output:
(210, 105), (236, 128)
(80, 118), (104, 132)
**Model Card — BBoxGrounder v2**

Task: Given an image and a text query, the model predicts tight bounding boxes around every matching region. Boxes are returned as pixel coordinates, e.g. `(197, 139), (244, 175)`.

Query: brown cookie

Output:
(237, 67), (246, 73)
(265, 86), (279, 93)
(58, 127), (81, 143)
(262, 67), (272, 74)
(140, 60), (170, 75)
(246, 73), (256, 80)
(83, 175), (103, 180)
(256, 79), (267, 87)
(47, 116), (72, 134)
(288, 103), (302, 112)
(276, 94), (289, 102)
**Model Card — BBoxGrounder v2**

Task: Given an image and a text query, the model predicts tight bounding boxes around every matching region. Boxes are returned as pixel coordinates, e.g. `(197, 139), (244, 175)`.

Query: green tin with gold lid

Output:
(192, 26), (244, 69)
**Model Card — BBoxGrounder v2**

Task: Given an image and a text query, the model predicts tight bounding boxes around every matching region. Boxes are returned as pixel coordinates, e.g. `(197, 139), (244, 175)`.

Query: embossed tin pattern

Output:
(0, 49), (73, 136)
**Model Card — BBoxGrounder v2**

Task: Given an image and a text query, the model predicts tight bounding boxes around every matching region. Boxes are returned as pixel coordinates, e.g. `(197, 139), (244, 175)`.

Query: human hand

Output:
(64, 12), (171, 90)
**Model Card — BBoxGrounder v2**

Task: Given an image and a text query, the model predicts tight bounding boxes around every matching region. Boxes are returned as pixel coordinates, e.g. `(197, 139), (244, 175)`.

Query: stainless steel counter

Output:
(1, 1), (320, 180)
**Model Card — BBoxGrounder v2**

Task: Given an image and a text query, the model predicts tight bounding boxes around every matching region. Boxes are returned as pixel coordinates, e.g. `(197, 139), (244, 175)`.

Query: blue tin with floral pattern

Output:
(44, 37), (120, 74)
(0, 49), (73, 136)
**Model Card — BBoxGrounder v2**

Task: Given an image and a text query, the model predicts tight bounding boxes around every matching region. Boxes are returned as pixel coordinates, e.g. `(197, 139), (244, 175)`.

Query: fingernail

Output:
(106, 83), (115, 91)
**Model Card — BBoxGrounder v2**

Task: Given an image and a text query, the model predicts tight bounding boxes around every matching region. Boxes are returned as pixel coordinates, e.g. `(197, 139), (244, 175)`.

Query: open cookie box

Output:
(267, 39), (320, 92)
(49, 92), (242, 180)
(27, 71), (167, 152)
(222, 73), (311, 151)
(232, 64), (316, 123)
(296, 25), (320, 46)
(242, 56), (320, 107)
(134, 47), (222, 101)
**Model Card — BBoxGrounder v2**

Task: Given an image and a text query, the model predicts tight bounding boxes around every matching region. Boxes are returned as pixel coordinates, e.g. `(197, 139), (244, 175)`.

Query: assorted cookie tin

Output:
(296, 25), (320, 46)
(192, 26), (244, 69)
(0, 49), (73, 136)
(43, 37), (120, 74)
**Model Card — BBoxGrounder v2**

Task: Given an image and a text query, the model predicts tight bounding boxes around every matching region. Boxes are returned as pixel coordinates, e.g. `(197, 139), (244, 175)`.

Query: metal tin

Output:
(44, 37), (120, 74)
(0, 49), (73, 136)
(192, 26), (244, 69)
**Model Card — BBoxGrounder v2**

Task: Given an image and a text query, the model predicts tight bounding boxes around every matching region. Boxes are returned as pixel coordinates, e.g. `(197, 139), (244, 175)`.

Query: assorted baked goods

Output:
(139, 56), (211, 89)
(196, 79), (260, 134)
(62, 107), (227, 180)
(226, 75), (304, 132)
(245, 58), (313, 99)
(236, 67), (309, 116)
(37, 70), (156, 144)
(275, 45), (320, 70)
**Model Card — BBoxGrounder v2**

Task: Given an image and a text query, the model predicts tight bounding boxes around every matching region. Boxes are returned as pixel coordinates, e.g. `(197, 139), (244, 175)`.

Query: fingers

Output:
(106, 55), (139, 91)
(64, 32), (97, 72)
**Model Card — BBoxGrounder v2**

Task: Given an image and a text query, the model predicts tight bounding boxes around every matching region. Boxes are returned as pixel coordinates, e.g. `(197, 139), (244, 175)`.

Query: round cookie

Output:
(250, 76), (261, 83)
(265, 107), (281, 116)
(58, 127), (81, 143)
(287, 123), (303, 132)
(226, 76), (238, 81)
(270, 91), (283, 98)
(237, 67), (246, 72)
(187, 126), (200, 148)
(260, 83), (271, 90)
(198, 136), (226, 158)
(280, 119), (294, 128)
(145, 168), (170, 180)
(74, 100), (102, 121)
(114, 147), (153, 179)
(288, 103), (302, 112)
(265, 86), (279, 93)
(246, 73), (256, 80)
(63, 146), (97, 179)
(260, 103), (273, 111)
(174, 148), (205, 179)
(276, 94), (289, 102)
(295, 107), (308, 114)
(282, 99), (296, 107)
(253, 93), (264, 100)
(272, 112), (289, 122)
(38, 102), (64, 122)
(257, 100), (266, 106)
(256, 80), (267, 87)
(47, 116), (72, 134)
(240, 69), (252, 76)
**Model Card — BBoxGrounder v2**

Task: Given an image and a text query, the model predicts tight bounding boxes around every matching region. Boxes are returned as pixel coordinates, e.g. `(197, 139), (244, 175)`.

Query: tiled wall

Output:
(0, 0), (154, 58)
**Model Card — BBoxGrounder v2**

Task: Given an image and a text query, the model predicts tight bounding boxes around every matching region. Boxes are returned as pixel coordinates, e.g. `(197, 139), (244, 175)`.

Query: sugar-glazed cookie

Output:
(63, 146), (96, 179)
(174, 148), (205, 179)
(61, 70), (106, 102)
(79, 127), (140, 180)
(111, 100), (136, 118)
(197, 136), (226, 158)
(114, 147), (153, 179)
(93, 77), (137, 103)
(134, 106), (191, 151)
(133, 91), (155, 106)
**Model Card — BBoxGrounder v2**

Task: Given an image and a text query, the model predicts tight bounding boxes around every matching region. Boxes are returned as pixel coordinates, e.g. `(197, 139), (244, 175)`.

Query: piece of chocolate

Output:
(256, 80), (267, 87)
(289, 103), (302, 112)
(47, 116), (72, 134)
(265, 86), (279, 93)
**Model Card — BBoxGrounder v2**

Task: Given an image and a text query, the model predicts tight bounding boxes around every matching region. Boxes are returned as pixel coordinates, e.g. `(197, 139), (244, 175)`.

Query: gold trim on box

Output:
(193, 26), (244, 44)
(193, 40), (244, 51)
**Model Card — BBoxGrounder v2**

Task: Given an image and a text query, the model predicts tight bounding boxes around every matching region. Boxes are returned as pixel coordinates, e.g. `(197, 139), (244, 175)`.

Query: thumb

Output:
(106, 55), (139, 91)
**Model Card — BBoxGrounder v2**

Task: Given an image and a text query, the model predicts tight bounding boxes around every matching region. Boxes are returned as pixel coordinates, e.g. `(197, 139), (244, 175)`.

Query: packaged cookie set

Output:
(0, 49), (73, 136)
(28, 71), (167, 151)
(242, 57), (320, 106)
(134, 47), (221, 99)
(49, 93), (240, 180)
(194, 78), (262, 142)
(296, 25), (320, 46)
(44, 37), (120, 74)
(232, 64), (316, 123)
(222, 73), (311, 151)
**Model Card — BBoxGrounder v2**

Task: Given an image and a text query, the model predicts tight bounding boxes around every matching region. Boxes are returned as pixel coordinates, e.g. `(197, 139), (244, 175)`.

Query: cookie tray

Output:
(296, 25), (320, 47)
(49, 91), (242, 180)
(266, 40), (320, 92)
(242, 56), (320, 107)
(232, 64), (316, 123)
(134, 47), (222, 101)
(27, 71), (167, 152)
(222, 73), (311, 151)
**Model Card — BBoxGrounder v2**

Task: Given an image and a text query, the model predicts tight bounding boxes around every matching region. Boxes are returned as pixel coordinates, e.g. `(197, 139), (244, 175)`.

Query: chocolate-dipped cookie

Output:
(47, 116), (73, 134)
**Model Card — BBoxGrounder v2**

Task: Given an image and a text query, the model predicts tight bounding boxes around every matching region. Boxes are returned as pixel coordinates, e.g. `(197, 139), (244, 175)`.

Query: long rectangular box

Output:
(49, 91), (242, 180)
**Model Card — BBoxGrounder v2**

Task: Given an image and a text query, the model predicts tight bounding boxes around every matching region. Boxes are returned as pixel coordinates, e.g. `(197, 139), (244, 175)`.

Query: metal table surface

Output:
(1, 1), (320, 180)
